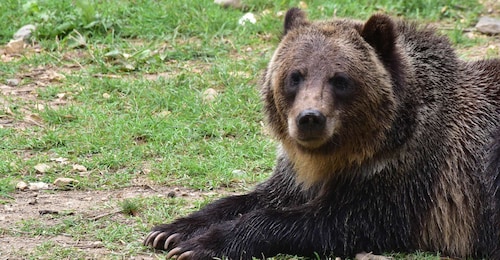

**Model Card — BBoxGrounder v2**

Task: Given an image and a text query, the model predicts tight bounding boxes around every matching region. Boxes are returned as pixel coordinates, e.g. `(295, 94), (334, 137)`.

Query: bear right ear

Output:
(360, 14), (397, 59)
(284, 8), (309, 35)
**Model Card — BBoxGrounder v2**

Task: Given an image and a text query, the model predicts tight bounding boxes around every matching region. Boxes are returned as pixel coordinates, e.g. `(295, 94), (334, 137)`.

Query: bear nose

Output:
(296, 109), (326, 132)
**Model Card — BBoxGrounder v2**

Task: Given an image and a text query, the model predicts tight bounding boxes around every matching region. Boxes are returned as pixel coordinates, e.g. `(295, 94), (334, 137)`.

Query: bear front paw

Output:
(164, 225), (236, 260)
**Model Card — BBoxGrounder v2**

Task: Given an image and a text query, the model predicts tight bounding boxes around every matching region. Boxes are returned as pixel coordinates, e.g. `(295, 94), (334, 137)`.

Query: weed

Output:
(120, 198), (141, 216)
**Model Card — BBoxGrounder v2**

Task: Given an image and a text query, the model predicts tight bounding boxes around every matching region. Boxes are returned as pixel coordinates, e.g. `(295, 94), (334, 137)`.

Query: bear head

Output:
(261, 8), (403, 187)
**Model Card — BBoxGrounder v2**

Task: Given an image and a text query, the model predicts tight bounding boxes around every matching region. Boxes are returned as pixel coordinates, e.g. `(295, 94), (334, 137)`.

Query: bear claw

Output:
(165, 233), (180, 250)
(178, 251), (194, 260)
(166, 247), (183, 259)
(143, 230), (160, 247)
(152, 232), (168, 249)
(166, 247), (194, 259)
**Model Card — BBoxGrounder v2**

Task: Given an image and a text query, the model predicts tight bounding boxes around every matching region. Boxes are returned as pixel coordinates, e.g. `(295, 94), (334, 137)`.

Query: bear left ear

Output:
(360, 14), (397, 59)
(284, 8), (310, 35)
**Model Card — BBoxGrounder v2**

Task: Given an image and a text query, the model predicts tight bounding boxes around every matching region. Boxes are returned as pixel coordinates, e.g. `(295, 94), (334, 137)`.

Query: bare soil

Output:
(0, 185), (232, 259)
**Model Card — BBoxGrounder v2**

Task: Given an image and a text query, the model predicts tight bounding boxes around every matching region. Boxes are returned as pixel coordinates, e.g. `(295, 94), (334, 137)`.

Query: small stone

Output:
(167, 191), (176, 198)
(50, 157), (68, 163)
(232, 169), (246, 177)
(202, 88), (218, 103)
(476, 16), (500, 34)
(239, 12), (256, 26)
(53, 177), (79, 188)
(214, 0), (242, 9)
(13, 24), (36, 41)
(102, 93), (111, 99)
(29, 182), (50, 190)
(5, 39), (25, 54)
(72, 164), (87, 172)
(16, 181), (28, 191)
(90, 241), (104, 248)
(155, 110), (171, 118)
(34, 163), (51, 173)
(6, 79), (20, 86)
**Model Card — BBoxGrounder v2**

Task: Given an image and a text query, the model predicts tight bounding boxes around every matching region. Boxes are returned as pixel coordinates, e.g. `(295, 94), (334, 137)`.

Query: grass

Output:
(0, 0), (493, 259)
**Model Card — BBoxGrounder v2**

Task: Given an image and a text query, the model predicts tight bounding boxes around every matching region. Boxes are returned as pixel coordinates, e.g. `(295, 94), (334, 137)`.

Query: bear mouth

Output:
(295, 136), (329, 149)
(292, 133), (341, 153)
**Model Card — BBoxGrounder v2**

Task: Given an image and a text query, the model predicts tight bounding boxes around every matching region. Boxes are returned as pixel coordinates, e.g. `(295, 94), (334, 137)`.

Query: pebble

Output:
(29, 182), (50, 190)
(202, 88), (218, 103)
(13, 24), (36, 41)
(34, 163), (51, 173)
(16, 181), (28, 191)
(6, 78), (20, 86)
(475, 16), (500, 34)
(72, 164), (87, 172)
(239, 13), (256, 26)
(214, 0), (242, 9)
(53, 177), (80, 189)
(232, 169), (246, 177)
(4, 39), (25, 54)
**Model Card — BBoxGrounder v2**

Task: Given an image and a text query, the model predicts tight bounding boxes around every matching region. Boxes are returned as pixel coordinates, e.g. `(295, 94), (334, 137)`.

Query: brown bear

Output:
(144, 8), (500, 259)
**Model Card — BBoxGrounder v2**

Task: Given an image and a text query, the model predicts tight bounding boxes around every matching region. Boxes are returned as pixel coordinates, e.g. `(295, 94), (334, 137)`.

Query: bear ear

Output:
(360, 14), (397, 58)
(284, 8), (309, 35)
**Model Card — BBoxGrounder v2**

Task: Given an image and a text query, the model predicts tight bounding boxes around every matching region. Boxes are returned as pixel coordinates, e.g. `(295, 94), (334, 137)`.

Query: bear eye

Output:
(285, 71), (304, 97)
(290, 71), (303, 86)
(329, 72), (355, 98)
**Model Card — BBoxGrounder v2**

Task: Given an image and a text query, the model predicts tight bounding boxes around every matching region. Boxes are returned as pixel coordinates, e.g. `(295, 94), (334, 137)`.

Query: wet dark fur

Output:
(144, 9), (500, 259)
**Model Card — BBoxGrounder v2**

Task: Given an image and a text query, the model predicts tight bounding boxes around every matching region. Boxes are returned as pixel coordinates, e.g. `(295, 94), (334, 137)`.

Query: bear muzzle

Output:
(296, 109), (326, 134)
(291, 109), (331, 148)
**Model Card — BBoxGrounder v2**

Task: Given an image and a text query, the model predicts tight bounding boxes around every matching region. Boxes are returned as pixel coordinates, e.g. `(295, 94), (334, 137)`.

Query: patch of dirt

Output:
(0, 185), (236, 259)
(0, 62), (76, 130)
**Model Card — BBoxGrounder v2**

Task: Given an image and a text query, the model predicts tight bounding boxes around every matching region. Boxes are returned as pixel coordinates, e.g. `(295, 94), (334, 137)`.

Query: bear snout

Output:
(297, 109), (326, 131)
(296, 109), (326, 139)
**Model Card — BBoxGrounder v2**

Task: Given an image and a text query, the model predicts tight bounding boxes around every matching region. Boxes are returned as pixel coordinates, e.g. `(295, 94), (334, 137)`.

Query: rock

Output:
(155, 110), (171, 118)
(16, 181), (29, 191)
(29, 182), (50, 190)
(5, 78), (20, 86)
(53, 177), (79, 189)
(476, 16), (500, 34)
(34, 163), (51, 173)
(214, 0), (242, 9)
(90, 241), (104, 248)
(4, 39), (25, 55)
(72, 164), (87, 172)
(355, 252), (391, 260)
(13, 24), (36, 42)
(239, 12), (256, 26)
(202, 88), (218, 103)
(232, 169), (246, 177)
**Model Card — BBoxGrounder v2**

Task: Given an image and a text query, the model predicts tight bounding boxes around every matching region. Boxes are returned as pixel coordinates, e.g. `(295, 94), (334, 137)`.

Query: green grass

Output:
(0, 0), (491, 259)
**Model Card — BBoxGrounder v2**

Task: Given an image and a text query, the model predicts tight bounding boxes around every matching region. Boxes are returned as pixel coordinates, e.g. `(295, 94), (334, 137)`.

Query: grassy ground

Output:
(0, 0), (498, 259)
